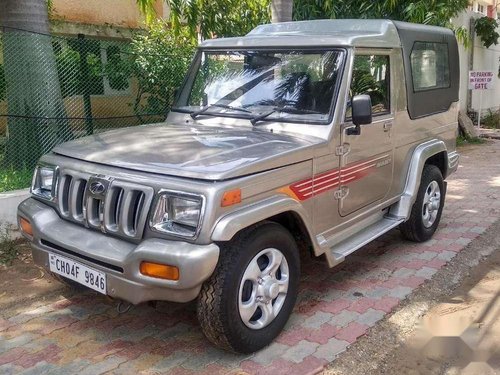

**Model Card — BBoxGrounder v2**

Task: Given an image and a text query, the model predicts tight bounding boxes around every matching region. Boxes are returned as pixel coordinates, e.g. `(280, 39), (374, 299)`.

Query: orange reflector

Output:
(19, 217), (33, 237)
(140, 261), (179, 281)
(221, 189), (242, 207)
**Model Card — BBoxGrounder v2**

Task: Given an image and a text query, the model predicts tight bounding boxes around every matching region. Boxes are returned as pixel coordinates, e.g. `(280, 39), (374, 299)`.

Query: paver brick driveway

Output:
(1, 141), (500, 374)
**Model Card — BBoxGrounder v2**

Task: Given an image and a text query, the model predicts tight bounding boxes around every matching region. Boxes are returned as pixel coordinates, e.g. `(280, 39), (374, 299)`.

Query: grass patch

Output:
(457, 135), (485, 147)
(0, 167), (32, 193)
(0, 223), (18, 265)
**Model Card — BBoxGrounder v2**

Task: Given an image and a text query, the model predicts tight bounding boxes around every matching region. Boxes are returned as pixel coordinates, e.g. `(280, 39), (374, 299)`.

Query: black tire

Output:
(400, 164), (445, 242)
(197, 221), (300, 353)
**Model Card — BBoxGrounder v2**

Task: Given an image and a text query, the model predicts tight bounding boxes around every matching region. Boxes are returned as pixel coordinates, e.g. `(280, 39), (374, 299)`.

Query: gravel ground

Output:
(323, 216), (500, 375)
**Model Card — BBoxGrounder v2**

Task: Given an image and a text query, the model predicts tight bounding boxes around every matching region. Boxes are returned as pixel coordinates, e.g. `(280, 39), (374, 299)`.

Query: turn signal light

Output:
(221, 189), (242, 207)
(19, 217), (33, 237)
(140, 261), (179, 281)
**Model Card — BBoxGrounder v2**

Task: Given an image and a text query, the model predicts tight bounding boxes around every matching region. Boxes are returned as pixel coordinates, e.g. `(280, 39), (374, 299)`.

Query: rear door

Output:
(338, 51), (394, 217)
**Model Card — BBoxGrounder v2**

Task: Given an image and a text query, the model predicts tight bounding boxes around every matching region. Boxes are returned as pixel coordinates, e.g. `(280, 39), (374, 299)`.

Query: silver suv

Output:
(18, 19), (460, 353)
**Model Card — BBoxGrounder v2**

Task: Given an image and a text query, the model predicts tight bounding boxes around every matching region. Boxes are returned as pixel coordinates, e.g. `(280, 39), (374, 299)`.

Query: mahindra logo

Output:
(87, 176), (111, 197)
(89, 181), (106, 195)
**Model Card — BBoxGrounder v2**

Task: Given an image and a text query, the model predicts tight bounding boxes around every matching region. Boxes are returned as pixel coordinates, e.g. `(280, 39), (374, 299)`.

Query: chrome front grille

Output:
(57, 171), (154, 241)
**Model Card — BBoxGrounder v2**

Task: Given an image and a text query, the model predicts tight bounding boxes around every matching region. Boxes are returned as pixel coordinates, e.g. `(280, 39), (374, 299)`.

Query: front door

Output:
(338, 52), (394, 217)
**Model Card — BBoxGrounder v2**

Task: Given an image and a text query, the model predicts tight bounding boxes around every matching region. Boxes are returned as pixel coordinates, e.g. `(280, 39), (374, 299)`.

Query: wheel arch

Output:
(211, 196), (319, 256)
(265, 211), (315, 257)
(425, 151), (448, 179)
(389, 139), (449, 220)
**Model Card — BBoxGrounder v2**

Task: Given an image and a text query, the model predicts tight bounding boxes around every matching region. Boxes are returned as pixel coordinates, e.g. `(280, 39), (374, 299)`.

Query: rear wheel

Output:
(197, 222), (300, 353)
(400, 164), (445, 242)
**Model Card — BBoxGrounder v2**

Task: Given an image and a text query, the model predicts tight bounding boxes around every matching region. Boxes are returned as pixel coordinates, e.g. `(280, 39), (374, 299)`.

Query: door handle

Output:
(383, 121), (393, 132)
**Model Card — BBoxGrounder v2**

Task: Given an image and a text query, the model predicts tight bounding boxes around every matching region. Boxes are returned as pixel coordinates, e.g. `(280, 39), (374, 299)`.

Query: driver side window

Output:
(347, 54), (391, 118)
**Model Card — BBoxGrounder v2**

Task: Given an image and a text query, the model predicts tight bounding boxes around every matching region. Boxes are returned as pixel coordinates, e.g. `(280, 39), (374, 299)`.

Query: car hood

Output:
(53, 123), (322, 180)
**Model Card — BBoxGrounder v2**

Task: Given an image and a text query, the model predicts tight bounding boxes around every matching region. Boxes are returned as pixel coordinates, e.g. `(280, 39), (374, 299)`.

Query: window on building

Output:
(410, 42), (450, 92)
(101, 44), (131, 96)
(53, 39), (130, 98)
(347, 54), (391, 117)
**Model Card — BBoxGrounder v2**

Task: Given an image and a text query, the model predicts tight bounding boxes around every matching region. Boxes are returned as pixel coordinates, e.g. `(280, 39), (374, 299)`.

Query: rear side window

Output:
(410, 42), (450, 92)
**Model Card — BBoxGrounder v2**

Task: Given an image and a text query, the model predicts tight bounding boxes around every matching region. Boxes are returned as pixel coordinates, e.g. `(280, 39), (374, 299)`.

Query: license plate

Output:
(49, 253), (107, 294)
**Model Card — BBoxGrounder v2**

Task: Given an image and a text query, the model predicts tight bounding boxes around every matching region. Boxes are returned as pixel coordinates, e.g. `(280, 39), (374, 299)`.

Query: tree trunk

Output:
(0, 0), (71, 169)
(271, 0), (293, 23)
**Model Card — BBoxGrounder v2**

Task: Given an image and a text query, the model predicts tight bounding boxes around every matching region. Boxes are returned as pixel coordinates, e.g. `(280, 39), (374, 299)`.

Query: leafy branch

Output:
(475, 16), (500, 49)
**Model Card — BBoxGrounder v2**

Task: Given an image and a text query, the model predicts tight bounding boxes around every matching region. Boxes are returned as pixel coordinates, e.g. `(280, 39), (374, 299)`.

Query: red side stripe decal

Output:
(289, 154), (390, 201)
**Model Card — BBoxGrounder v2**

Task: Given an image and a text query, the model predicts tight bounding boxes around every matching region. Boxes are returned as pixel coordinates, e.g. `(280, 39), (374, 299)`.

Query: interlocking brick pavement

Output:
(1, 141), (500, 374)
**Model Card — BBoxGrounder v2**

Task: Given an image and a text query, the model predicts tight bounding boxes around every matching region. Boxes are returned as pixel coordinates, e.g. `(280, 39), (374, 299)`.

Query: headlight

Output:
(151, 192), (204, 238)
(31, 165), (57, 201)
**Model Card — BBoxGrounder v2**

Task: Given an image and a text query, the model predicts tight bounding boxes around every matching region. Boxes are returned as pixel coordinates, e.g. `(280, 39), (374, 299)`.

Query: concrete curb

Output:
(0, 188), (30, 235)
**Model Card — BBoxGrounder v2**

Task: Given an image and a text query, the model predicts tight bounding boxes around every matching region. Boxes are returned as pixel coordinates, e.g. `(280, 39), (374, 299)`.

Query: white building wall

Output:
(454, 10), (500, 115)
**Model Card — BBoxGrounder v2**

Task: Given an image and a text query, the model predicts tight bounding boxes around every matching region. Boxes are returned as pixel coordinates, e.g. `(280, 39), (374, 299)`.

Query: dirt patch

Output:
(0, 241), (68, 315)
(323, 218), (500, 375)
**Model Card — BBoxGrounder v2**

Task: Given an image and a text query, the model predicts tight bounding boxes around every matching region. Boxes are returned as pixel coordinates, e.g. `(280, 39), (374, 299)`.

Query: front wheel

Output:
(197, 222), (300, 353)
(400, 164), (445, 242)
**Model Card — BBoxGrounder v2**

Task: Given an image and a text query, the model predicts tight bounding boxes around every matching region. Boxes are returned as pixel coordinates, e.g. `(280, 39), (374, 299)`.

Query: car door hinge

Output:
(334, 186), (349, 200)
(335, 144), (350, 156)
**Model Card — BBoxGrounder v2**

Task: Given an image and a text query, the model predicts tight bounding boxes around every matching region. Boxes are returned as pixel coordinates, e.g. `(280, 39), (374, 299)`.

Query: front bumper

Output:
(18, 198), (220, 304)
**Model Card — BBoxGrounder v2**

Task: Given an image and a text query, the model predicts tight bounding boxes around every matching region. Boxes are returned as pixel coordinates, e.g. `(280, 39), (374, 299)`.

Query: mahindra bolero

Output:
(18, 19), (460, 353)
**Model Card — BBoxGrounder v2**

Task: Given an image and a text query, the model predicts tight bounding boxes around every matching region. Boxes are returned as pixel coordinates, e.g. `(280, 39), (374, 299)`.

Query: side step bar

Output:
(326, 216), (404, 267)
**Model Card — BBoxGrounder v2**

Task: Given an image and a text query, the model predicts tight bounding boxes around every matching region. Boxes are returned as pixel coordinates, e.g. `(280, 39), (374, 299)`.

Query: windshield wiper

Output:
(251, 107), (322, 125)
(190, 104), (252, 119)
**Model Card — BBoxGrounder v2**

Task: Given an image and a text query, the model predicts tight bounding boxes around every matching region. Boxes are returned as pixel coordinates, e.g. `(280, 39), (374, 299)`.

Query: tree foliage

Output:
(292, 0), (471, 46)
(475, 16), (500, 49)
(137, 0), (472, 45)
(136, 0), (270, 40)
(129, 21), (196, 116)
(292, 0), (469, 27)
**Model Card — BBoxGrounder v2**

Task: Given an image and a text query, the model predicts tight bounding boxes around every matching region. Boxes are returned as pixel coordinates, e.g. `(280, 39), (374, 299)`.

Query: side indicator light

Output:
(19, 217), (33, 237)
(221, 189), (242, 207)
(140, 261), (179, 281)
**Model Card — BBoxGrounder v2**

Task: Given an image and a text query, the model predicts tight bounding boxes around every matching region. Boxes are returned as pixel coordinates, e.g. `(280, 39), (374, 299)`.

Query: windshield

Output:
(174, 49), (345, 124)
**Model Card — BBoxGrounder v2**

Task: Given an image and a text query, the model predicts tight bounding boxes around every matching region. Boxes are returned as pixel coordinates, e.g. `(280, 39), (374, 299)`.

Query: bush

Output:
(130, 22), (197, 117)
(0, 167), (33, 193)
(456, 135), (485, 147)
(482, 109), (500, 129)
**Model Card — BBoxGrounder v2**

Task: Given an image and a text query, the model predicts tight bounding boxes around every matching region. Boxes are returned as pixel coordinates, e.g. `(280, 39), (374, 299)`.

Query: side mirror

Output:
(348, 94), (373, 136)
(352, 94), (372, 126)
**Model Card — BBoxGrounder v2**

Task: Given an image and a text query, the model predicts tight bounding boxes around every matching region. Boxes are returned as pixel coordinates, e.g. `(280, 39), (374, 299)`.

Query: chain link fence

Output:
(0, 26), (194, 192)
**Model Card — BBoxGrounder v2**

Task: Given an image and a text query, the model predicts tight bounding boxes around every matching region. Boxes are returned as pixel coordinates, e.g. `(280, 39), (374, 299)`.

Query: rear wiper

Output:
(190, 104), (251, 119)
(251, 107), (322, 125)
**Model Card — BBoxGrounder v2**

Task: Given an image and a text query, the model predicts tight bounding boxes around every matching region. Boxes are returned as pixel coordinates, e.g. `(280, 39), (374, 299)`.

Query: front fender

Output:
(211, 195), (318, 248)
